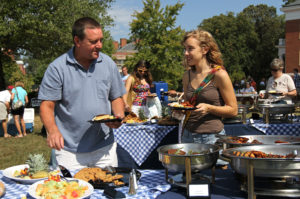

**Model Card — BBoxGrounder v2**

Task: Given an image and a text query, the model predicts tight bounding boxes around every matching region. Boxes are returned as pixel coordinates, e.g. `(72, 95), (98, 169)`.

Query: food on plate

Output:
(13, 154), (50, 179)
(274, 140), (290, 144)
(167, 148), (186, 155)
(226, 136), (263, 144)
(123, 112), (147, 124)
(92, 114), (116, 121)
(167, 148), (209, 155)
(74, 167), (124, 186)
(147, 93), (157, 97)
(168, 101), (194, 109)
(35, 174), (88, 199)
(0, 181), (5, 197)
(268, 90), (277, 94)
(232, 150), (296, 158)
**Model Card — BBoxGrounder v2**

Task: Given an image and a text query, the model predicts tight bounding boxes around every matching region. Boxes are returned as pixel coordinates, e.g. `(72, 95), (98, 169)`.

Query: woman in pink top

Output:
(123, 60), (153, 117)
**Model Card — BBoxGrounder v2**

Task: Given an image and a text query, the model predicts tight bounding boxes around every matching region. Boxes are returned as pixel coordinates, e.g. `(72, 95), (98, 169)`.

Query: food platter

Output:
(72, 167), (141, 189)
(267, 91), (283, 96)
(3, 164), (48, 184)
(218, 135), (300, 149)
(169, 106), (196, 110)
(157, 143), (219, 172)
(89, 114), (122, 123)
(222, 145), (300, 178)
(168, 102), (196, 111)
(28, 178), (94, 199)
(88, 168), (141, 189)
(146, 93), (157, 98)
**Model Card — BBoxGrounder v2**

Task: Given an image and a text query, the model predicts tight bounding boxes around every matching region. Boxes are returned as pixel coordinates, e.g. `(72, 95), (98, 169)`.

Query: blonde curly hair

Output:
(182, 29), (223, 68)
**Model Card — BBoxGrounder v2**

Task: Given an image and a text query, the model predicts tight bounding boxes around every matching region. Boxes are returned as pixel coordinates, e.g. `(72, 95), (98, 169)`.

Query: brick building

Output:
(281, 0), (300, 73)
(112, 38), (138, 70)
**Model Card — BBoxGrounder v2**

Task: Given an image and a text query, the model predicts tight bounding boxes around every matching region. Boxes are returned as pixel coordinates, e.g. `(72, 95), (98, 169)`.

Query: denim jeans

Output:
(182, 129), (228, 165)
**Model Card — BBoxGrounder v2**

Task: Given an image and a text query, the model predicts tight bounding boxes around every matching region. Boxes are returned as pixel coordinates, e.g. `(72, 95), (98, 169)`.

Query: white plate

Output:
(28, 178), (94, 199)
(2, 164), (48, 184)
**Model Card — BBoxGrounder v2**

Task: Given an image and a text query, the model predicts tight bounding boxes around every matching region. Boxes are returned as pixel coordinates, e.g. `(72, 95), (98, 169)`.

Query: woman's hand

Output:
(124, 103), (131, 112)
(194, 103), (211, 116)
(167, 90), (177, 97)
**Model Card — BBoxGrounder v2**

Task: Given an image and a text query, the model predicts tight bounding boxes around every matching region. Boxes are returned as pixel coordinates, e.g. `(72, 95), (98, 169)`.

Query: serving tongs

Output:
(58, 165), (78, 182)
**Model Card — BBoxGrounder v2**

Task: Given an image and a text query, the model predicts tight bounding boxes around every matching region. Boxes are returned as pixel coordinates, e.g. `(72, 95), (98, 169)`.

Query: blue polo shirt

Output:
(38, 48), (126, 153)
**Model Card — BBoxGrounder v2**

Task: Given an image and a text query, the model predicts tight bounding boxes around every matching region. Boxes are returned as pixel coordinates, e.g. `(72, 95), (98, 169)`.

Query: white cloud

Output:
(108, 2), (142, 41)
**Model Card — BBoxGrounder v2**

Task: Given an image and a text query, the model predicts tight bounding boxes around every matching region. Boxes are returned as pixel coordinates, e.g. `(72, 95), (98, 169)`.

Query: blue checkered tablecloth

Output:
(251, 117), (300, 136)
(113, 124), (177, 166)
(0, 169), (171, 199)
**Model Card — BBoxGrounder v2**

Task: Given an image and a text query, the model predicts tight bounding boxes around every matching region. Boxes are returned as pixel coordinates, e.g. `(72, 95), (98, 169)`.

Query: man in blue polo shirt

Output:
(38, 17), (125, 170)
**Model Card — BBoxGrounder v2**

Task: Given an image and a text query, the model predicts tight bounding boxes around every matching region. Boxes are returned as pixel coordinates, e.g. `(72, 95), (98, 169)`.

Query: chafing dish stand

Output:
(164, 157), (215, 198)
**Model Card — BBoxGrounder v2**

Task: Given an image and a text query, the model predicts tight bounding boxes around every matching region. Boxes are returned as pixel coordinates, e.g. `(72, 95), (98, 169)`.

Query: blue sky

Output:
(107, 0), (285, 42)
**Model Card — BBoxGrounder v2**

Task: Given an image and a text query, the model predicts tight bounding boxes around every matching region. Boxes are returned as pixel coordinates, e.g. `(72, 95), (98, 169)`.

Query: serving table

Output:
(0, 169), (171, 199)
(113, 124), (178, 169)
(2, 167), (294, 199)
(251, 116), (300, 136)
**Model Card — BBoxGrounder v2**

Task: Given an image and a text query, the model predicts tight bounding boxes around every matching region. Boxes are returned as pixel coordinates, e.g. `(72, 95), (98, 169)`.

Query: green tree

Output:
(127, 0), (185, 90)
(241, 4), (285, 80)
(199, 12), (257, 83)
(0, 0), (115, 89)
(283, 0), (296, 5)
(198, 4), (284, 83)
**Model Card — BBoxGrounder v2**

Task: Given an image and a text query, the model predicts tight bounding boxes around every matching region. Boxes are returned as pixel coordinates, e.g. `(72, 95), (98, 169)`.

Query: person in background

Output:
(121, 66), (130, 85)
(0, 86), (13, 138)
(240, 82), (257, 106)
(38, 17), (125, 170)
(123, 60), (153, 117)
(258, 77), (266, 92)
(260, 58), (296, 103)
(293, 68), (300, 101)
(249, 77), (257, 91)
(240, 78), (246, 89)
(171, 29), (237, 167)
(11, 81), (28, 137)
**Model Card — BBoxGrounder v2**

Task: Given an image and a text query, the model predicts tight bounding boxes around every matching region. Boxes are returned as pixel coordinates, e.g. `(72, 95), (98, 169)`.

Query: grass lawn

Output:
(0, 112), (51, 170)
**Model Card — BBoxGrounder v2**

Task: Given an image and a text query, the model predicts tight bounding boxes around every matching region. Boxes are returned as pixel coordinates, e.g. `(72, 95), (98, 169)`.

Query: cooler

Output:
(151, 81), (168, 102)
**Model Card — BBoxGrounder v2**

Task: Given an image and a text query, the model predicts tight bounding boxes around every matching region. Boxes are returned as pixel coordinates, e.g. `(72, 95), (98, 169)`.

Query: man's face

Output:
(122, 67), (128, 75)
(74, 27), (103, 61)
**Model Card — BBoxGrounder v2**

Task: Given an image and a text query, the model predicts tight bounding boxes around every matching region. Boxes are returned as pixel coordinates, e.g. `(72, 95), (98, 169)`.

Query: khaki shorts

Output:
(0, 103), (7, 120)
(55, 142), (118, 170)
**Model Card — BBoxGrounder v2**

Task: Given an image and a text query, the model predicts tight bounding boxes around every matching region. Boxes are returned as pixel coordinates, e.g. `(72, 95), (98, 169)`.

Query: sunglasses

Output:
(138, 69), (147, 72)
(271, 69), (279, 72)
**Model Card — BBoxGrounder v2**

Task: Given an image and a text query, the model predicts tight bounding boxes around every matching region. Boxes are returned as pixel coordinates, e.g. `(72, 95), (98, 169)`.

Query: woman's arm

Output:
(182, 71), (189, 101)
(195, 70), (238, 118)
(122, 76), (133, 111)
(25, 95), (29, 105)
(11, 93), (15, 101)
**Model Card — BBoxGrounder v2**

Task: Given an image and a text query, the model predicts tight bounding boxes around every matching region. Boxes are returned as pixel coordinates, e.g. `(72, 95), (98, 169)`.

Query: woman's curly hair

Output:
(182, 29), (223, 69)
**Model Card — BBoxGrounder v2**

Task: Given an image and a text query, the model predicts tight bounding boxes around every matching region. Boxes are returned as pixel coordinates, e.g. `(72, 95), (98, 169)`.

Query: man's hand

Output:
(105, 121), (123, 129)
(47, 130), (64, 151)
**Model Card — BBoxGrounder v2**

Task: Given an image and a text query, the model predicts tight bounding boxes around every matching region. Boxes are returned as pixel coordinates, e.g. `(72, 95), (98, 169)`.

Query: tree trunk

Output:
(0, 52), (7, 90)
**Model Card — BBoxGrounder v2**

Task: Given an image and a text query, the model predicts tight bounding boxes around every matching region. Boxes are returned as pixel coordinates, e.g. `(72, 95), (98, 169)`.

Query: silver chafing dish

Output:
(257, 100), (295, 123)
(157, 143), (219, 189)
(217, 135), (300, 149)
(222, 145), (300, 198)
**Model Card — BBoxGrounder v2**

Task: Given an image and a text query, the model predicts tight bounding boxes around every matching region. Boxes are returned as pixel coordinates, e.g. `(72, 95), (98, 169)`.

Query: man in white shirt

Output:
(121, 66), (130, 85)
(0, 86), (13, 137)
